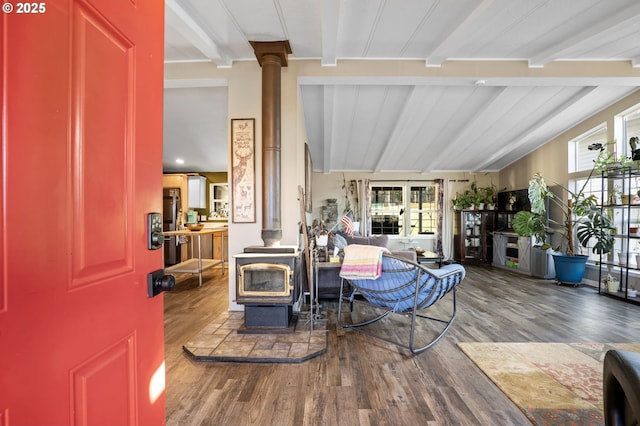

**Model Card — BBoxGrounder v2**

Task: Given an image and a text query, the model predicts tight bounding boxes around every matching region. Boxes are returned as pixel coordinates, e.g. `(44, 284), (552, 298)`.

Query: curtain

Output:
(360, 179), (371, 236)
(442, 180), (456, 260)
(443, 179), (469, 260)
(434, 179), (444, 257)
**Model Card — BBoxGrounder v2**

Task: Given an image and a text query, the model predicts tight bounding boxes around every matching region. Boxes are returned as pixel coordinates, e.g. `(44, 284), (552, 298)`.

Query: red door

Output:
(0, 1), (166, 424)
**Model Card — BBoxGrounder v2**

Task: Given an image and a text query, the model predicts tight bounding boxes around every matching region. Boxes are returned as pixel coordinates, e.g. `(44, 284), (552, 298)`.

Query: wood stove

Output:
(234, 247), (301, 333)
(233, 41), (298, 334)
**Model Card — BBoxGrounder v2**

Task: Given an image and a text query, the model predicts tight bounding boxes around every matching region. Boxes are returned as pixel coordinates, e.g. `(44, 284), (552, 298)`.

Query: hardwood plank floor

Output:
(164, 265), (640, 425)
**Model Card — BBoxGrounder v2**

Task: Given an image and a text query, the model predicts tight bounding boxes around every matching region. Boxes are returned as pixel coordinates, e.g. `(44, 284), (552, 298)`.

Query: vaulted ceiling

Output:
(163, 0), (640, 173)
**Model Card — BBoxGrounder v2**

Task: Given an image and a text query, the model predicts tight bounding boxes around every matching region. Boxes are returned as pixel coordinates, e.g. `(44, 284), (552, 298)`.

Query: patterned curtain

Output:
(434, 179), (444, 257)
(361, 179), (371, 236)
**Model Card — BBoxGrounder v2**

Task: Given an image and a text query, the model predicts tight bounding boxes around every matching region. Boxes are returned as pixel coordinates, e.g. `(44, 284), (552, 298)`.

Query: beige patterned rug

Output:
(458, 342), (640, 426)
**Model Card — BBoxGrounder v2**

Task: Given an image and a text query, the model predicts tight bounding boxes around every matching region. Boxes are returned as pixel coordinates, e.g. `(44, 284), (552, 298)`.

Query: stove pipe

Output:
(250, 41), (291, 247)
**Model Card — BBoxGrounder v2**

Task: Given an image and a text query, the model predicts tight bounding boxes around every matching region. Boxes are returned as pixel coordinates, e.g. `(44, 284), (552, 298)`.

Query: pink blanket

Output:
(339, 245), (389, 280)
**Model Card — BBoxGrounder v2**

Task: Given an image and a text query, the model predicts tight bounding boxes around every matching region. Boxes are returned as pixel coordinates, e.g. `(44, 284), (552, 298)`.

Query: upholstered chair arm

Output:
(603, 349), (640, 426)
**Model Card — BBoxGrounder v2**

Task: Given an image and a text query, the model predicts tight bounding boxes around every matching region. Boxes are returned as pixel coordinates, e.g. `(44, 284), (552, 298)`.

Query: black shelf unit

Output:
(598, 166), (640, 305)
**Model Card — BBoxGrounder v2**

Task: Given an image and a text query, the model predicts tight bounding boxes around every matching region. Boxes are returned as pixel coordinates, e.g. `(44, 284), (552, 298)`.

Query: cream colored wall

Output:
(500, 89), (640, 191)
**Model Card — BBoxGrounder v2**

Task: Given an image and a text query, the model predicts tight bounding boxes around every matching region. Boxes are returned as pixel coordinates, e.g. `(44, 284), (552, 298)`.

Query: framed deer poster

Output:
(231, 118), (256, 223)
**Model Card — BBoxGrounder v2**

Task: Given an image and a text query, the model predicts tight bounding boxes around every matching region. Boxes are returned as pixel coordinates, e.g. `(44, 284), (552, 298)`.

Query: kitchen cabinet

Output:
(453, 210), (495, 264)
(188, 175), (206, 209)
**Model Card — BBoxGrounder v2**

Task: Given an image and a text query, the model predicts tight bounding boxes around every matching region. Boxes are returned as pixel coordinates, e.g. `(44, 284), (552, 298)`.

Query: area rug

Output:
(458, 342), (640, 426)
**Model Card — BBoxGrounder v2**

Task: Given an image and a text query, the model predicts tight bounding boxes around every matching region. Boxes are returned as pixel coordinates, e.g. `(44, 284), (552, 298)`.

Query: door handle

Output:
(148, 269), (175, 297)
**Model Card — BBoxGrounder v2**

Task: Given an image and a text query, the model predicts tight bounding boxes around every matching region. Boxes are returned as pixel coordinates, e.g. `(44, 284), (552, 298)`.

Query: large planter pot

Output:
(552, 254), (588, 285)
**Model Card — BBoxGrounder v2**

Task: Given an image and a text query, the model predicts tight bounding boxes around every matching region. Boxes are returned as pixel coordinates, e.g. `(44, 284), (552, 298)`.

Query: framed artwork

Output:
(305, 143), (312, 213)
(231, 118), (256, 223)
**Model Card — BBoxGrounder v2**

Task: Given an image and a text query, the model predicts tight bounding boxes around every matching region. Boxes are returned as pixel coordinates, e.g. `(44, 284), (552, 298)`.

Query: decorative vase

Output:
(552, 254), (588, 284)
(629, 289), (637, 298)
(316, 234), (328, 247)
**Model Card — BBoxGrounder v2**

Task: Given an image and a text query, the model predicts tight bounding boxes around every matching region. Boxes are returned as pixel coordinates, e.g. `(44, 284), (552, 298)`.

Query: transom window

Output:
(568, 123), (607, 173)
(617, 107), (640, 157)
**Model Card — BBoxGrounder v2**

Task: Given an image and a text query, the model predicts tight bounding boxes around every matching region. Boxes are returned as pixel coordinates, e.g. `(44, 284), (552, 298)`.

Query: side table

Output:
(309, 248), (342, 330)
(416, 251), (442, 268)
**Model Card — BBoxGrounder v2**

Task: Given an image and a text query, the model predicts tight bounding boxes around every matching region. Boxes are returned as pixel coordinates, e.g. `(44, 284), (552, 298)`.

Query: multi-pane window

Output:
(408, 186), (437, 235)
(568, 123), (607, 173)
(371, 186), (403, 235)
(568, 177), (606, 261)
(370, 183), (440, 236)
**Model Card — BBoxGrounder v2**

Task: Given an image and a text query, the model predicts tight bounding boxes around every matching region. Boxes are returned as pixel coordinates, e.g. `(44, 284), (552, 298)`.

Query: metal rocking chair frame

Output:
(337, 253), (465, 354)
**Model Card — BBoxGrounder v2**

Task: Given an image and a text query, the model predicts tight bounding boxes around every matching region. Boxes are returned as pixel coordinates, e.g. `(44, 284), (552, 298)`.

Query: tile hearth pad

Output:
(183, 311), (327, 363)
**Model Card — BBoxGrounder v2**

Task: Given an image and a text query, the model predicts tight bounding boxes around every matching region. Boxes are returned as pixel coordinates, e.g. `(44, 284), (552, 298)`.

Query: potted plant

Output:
(451, 191), (473, 211)
(452, 182), (496, 211)
(604, 273), (620, 293)
(513, 149), (616, 284)
(630, 136), (640, 161)
(309, 218), (330, 247)
(481, 184), (498, 210)
(593, 141), (633, 174)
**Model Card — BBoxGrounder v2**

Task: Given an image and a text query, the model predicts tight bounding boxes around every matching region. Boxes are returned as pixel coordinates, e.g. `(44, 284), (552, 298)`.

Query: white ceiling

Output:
(163, 0), (640, 173)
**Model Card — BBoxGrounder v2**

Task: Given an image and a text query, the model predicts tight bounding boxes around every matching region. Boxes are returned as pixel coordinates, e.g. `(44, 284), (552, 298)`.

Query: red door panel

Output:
(0, 1), (165, 424)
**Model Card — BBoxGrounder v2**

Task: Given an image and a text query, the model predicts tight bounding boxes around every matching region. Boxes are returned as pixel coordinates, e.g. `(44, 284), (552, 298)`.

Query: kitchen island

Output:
(163, 227), (227, 287)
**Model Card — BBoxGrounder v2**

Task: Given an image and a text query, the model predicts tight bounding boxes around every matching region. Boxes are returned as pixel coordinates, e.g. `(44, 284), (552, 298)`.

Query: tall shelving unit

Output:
(599, 166), (640, 305)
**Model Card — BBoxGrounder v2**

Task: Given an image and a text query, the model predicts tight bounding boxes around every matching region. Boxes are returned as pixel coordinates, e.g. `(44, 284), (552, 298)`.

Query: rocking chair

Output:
(337, 253), (465, 354)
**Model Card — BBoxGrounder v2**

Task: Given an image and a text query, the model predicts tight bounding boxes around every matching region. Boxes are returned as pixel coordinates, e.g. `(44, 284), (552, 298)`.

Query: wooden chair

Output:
(337, 253), (465, 354)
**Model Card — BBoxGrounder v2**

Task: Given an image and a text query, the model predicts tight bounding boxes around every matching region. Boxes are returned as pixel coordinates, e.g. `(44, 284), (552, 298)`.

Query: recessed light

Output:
(176, 158), (184, 164)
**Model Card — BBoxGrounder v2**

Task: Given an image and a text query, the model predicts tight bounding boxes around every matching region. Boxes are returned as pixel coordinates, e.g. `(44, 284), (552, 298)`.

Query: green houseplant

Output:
(452, 182), (499, 211)
(513, 151), (616, 283)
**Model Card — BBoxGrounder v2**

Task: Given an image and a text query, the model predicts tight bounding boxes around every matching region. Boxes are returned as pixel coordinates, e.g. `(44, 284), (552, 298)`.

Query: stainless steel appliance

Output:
(163, 188), (182, 265)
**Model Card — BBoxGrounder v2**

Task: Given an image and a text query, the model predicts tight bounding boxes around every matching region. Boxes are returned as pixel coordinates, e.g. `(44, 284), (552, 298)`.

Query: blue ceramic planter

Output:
(552, 254), (588, 284)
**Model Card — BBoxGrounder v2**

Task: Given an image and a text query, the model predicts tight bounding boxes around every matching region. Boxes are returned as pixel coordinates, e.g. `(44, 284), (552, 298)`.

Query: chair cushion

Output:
(348, 255), (464, 312)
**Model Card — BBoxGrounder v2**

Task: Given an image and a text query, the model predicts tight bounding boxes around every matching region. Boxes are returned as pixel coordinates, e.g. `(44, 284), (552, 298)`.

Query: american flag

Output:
(341, 210), (354, 237)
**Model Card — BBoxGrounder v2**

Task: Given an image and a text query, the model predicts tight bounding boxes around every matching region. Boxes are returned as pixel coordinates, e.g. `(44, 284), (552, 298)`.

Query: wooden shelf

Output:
(165, 258), (222, 274)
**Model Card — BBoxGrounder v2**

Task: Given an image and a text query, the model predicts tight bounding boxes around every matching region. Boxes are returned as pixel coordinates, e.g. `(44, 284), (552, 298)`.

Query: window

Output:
(618, 107), (640, 157)
(409, 186), (438, 235)
(371, 186), (403, 235)
(370, 182), (441, 236)
(568, 123), (607, 173)
(568, 177), (606, 262)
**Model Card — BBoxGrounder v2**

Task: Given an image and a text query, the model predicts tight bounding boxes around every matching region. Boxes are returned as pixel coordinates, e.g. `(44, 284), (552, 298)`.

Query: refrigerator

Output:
(163, 188), (182, 265)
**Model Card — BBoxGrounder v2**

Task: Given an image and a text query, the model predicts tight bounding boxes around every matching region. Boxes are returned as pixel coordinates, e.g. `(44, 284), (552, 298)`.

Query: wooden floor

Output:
(164, 265), (640, 425)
